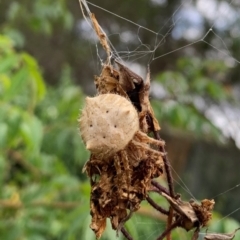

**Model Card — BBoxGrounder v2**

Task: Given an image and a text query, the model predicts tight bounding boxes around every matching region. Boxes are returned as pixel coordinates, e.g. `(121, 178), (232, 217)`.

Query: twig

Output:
(156, 219), (181, 240)
(153, 131), (175, 198)
(117, 209), (133, 233)
(191, 227), (200, 240)
(166, 207), (174, 240)
(146, 196), (169, 215)
(151, 180), (170, 196)
(147, 115), (175, 198)
(121, 227), (134, 240)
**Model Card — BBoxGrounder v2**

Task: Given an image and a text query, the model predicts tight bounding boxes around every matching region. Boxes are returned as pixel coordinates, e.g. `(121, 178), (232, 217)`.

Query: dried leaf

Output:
(190, 199), (215, 227)
(161, 193), (214, 235)
(90, 13), (111, 62)
(115, 60), (143, 92)
(204, 228), (240, 240)
(139, 67), (160, 132)
(162, 192), (199, 230)
(94, 65), (128, 97)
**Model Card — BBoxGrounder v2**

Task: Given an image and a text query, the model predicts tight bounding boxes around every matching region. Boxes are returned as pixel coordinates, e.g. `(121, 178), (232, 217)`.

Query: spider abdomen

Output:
(79, 93), (139, 156)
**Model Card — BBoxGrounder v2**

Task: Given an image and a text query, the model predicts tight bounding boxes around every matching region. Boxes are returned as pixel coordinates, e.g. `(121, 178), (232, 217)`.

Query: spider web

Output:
(79, 0), (240, 238)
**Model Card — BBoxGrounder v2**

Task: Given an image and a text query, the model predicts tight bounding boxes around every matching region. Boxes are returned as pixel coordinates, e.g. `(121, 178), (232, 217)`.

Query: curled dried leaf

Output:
(204, 228), (240, 240)
(95, 65), (128, 97)
(161, 193), (214, 232)
(138, 67), (160, 132)
(115, 60), (143, 92)
(190, 199), (215, 227)
(162, 192), (199, 231)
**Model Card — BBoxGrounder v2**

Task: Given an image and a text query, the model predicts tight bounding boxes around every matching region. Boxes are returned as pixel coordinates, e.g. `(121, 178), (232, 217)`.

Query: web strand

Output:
(84, 0), (240, 65)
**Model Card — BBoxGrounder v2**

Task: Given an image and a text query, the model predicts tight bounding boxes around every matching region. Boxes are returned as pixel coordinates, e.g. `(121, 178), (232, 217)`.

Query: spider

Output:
(79, 93), (164, 160)
(79, 64), (165, 239)
(78, 10), (215, 240)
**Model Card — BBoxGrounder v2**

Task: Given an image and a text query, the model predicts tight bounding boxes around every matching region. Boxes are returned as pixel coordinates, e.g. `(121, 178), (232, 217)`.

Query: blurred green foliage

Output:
(0, 34), (91, 239)
(3, 0), (73, 47)
(153, 57), (231, 142)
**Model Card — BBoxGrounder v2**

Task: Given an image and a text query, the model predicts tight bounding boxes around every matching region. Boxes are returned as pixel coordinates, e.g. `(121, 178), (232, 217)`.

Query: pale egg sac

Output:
(79, 93), (139, 156)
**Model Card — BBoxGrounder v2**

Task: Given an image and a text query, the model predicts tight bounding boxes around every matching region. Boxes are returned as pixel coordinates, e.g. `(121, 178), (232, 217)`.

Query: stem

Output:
(153, 131), (175, 198)
(191, 227), (200, 240)
(146, 196), (169, 215)
(166, 207), (174, 240)
(121, 227), (134, 240)
(151, 180), (170, 196)
(156, 219), (180, 240)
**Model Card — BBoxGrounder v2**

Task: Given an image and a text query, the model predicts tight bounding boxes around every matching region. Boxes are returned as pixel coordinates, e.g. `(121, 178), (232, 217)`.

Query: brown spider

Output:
(79, 63), (165, 239)
(79, 61), (215, 240)
(78, 8), (215, 240)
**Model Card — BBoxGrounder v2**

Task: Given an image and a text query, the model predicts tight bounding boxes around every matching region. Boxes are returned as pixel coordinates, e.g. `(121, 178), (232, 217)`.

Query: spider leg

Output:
(135, 131), (165, 147)
(131, 139), (165, 159)
(146, 195), (169, 215)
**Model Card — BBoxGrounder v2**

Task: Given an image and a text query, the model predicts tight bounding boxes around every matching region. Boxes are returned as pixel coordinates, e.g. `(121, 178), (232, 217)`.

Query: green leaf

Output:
(0, 122), (8, 148)
(22, 53), (46, 101)
(20, 115), (43, 154)
(4, 66), (28, 101)
(0, 54), (19, 74)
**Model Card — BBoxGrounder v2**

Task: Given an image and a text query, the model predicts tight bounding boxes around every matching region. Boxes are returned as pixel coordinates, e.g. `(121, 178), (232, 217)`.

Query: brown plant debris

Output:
(162, 193), (215, 230)
(79, 5), (216, 240)
(80, 64), (165, 238)
(80, 61), (215, 239)
(204, 227), (240, 240)
(90, 13), (111, 63)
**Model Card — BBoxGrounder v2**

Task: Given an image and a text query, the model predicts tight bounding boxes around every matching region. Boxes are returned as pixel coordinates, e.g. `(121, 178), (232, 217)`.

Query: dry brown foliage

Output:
(78, 2), (223, 239)
(81, 63), (165, 238)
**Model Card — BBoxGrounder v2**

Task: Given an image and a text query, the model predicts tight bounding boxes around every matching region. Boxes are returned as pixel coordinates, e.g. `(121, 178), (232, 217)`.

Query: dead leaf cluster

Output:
(82, 62), (164, 238)
(77, 4), (236, 240)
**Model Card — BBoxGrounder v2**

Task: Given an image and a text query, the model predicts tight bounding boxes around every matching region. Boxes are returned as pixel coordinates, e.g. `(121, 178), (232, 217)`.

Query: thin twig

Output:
(117, 209), (133, 233)
(146, 196), (169, 215)
(191, 227), (200, 240)
(153, 131), (175, 198)
(121, 227), (134, 240)
(147, 115), (175, 198)
(156, 219), (180, 240)
(166, 207), (174, 240)
(151, 180), (170, 196)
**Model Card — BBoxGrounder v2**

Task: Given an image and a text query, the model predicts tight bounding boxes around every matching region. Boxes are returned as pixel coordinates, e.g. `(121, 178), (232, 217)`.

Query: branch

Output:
(146, 196), (169, 215)
(121, 227), (134, 240)
(156, 219), (181, 240)
(153, 131), (175, 198)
